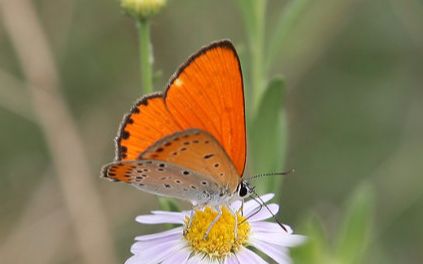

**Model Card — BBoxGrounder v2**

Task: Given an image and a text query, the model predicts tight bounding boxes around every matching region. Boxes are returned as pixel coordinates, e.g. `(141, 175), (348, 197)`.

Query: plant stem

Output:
(137, 19), (154, 94)
(137, 18), (178, 212)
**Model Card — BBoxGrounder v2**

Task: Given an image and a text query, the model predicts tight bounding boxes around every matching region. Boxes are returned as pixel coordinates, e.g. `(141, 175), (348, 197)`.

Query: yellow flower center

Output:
(183, 206), (250, 259)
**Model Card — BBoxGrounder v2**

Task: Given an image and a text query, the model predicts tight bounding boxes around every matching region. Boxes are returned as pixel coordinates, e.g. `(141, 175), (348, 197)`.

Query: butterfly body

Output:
(102, 40), (249, 207)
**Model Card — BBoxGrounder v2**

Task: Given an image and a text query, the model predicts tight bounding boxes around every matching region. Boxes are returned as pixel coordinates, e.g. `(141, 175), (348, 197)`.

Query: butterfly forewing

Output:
(165, 42), (246, 176)
(115, 41), (246, 176)
(102, 160), (228, 204)
(116, 94), (182, 160)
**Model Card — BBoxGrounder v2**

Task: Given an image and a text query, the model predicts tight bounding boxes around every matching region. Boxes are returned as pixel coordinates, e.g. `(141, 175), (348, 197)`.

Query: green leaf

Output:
(292, 216), (330, 264)
(249, 77), (287, 196)
(158, 197), (180, 212)
(335, 182), (374, 264)
(234, 0), (256, 42)
(266, 0), (311, 71)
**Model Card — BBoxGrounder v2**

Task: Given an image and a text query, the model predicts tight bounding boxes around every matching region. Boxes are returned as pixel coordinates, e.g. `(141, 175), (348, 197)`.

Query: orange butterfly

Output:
(101, 40), (251, 207)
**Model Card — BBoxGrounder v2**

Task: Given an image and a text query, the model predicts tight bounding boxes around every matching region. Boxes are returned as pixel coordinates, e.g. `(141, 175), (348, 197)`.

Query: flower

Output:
(121, 0), (167, 20)
(126, 194), (306, 264)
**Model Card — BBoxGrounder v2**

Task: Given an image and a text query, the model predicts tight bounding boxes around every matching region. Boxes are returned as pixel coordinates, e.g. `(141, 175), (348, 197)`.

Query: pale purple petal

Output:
(235, 247), (268, 264)
(150, 210), (190, 217)
(131, 236), (182, 255)
(161, 246), (191, 264)
(126, 239), (183, 264)
(136, 211), (186, 224)
(186, 254), (219, 264)
(186, 254), (204, 264)
(241, 193), (275, 215)
(251, 222), (293, 235)
(230, 200), (243, 211)
(283, 224), (293, 234)
(125, 255), (146, 264)
(250, 239), (292, 264)
(251, 231), (306, 247)
(247, 204), (279, 221)
(224, 254), (240, 264)
(131, 234), (180, 253)
(251, 221), (284, 233)
(135, 227), (183, 241)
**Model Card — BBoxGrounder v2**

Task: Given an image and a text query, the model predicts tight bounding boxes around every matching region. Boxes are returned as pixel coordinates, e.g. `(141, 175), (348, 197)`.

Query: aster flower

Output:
(125, 194), (306, 264)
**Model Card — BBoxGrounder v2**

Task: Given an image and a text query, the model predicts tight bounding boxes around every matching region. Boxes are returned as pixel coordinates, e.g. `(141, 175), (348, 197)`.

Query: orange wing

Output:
(140, 129), (240, 190)
(116, 40), (246, 176)
(164, 41), (246, 176)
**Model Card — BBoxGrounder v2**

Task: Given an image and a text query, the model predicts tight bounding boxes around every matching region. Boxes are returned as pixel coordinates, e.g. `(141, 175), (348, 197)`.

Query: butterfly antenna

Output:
(250, 190), (288, 232)
(246, 169), (295, 181)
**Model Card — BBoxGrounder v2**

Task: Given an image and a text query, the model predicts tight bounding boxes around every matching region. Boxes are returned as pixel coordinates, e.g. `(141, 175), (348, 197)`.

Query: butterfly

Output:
(101, 40), (252, 208)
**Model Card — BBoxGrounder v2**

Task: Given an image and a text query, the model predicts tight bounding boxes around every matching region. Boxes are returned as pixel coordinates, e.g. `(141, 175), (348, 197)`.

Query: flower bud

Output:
(121, 0), (167, 20)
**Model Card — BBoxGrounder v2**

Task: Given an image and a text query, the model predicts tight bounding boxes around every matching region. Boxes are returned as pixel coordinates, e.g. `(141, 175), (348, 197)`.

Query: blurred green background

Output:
(0, 0), (422, 263)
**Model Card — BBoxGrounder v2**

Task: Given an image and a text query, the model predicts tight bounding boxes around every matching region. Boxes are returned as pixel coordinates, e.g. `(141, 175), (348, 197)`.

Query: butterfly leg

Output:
(204, 205), (222, 239)
(227, 204), (238, 239)
(188, 209), (195, 228)
(185, 205), (201, 235)
(184, 210), (194, 235)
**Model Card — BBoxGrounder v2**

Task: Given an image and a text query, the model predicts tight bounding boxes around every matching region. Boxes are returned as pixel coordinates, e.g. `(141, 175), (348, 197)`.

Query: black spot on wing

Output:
(204, 154), (214, 159)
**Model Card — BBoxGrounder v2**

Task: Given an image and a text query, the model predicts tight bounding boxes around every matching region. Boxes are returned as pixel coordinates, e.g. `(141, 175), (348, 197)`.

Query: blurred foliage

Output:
(0, 0), (422, 263)
(292, 182), (374, 264)
(249, 77), (287, 196)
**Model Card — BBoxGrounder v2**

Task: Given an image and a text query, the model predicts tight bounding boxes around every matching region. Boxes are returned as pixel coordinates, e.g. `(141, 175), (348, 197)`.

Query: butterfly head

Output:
(235, 180), (254, 200)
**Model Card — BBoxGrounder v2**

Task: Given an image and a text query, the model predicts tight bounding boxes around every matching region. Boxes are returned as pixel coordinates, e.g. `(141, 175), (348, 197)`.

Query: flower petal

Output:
(135, 227), (183, 241)
(186, 254), (219, 264)
(129, 237), (185, 264)
(250, 239), (292, 264)
(125, 255), (146, 264)
(224, 254), (240, 264)
(247, 203), (279, 221)
(251, 222), (293, 235)
(235, 247), (268, 264)
(251, 231), (306, 247)
(150, 210), (190, 216)
(131, 234), (180, 253)
(136, 211), (186, 224)
(126, 240), (181, 264)
(283, 224), (294, 234)
(161, 246), (191, 264)
(251, 221), (282, 232)
(241, 193), (275, 215)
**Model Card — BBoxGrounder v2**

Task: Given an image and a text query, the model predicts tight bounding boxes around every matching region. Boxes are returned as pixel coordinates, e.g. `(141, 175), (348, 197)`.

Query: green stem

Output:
(137, 19), (154, 94)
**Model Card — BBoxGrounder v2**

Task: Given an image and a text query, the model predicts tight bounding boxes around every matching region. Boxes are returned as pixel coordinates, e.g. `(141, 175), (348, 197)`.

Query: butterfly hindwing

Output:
(139, 129), (240, 191)
(102, 159), (226, 204)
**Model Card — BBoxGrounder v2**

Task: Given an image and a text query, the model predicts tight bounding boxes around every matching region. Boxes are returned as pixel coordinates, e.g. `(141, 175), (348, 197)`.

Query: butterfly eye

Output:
(237, 181), (250, 198)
